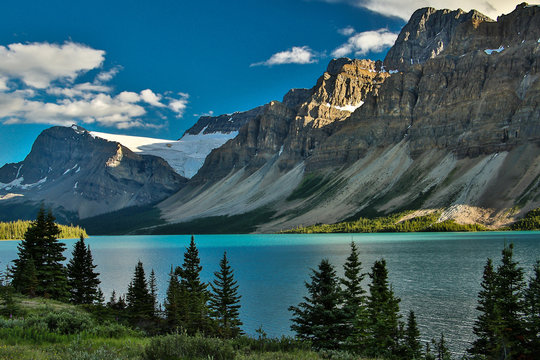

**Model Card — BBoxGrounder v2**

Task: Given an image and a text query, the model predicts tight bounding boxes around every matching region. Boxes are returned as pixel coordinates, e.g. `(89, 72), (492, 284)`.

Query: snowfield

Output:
(90, 130), (238, 178)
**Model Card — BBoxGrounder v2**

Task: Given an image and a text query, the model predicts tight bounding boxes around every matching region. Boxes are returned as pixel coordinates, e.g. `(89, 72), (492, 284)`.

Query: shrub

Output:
(26, 310), (95, 334)
(142, 333), (235, 360)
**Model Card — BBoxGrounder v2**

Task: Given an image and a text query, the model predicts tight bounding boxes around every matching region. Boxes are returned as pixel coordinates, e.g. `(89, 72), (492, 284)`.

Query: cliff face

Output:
(159, 4), (540, 231)
(0, 125), (186, 221)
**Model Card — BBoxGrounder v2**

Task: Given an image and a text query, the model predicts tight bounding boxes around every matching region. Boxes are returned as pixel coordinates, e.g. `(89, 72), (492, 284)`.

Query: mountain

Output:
(0, 125), (186, 222)
(155, 3), (540, 232)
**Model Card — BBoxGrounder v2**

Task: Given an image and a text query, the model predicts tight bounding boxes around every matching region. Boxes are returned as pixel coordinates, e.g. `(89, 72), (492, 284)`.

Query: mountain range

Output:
(1, 3), (539, 233)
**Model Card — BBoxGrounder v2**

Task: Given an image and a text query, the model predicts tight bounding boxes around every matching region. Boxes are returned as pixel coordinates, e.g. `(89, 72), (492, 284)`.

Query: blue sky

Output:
(0, 0), (528, 166)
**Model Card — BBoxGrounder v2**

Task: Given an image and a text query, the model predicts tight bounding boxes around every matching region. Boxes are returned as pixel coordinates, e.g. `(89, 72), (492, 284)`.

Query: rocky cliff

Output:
(158, 4), (540, 232)
(0, 125), (186, 222)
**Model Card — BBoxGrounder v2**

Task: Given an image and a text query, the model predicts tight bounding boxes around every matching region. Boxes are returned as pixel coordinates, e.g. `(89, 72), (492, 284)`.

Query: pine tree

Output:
(209, 251), (243, 339)
(126, 260), (154, 323)
(431, 333), (452, 360)
(149, 269), (158, 316)
(468, 258), (498, 357)
(164, 266), (186, 329)
(10, 207), (68, 300)
(341, 242), (366, 335)
(364, 258), (402, 357)
(289, 258), (344, 350)
(524, 260), (540, 355)
(404, 310), (423, 359)
(494, 243), (526, 358)
(178, 235), (211, 334)
(67, 235), (100, 304)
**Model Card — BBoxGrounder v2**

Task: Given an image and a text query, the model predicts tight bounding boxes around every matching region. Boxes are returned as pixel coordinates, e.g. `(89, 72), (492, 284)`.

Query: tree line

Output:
(0, 219), (87, 240)
(289, 242), (540, 359)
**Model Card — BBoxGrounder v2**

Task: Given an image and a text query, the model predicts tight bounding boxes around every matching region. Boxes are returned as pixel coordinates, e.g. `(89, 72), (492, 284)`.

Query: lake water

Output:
(1, 232), (539, 355)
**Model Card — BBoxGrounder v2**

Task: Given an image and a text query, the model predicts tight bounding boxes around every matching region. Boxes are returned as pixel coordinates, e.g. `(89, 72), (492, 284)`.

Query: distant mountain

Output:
(156, 3), (540, 232)
(0, 125), (186, 222)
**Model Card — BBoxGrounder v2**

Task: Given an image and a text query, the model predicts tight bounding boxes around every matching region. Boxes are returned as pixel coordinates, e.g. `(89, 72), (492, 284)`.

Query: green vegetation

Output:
(141, 207), (276, 234)
(510, 207), (540, 230)
(284, 211), (488, 233)
(79, 204), (165, 235)
(0, 220), (87, 240)
(286, 174), (331, 201)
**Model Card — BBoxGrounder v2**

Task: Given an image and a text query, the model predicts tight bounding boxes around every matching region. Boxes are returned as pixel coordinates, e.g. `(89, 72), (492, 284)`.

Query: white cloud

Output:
(193, 110), (214, 117)
(168, 93), (189, 117)
(0, 42), (105, 88)
(317, 0), (538, 21)
(140, 89), (165, 107)
(251, 46), (317, 67)
(0, 41), (190, 129)
(332, 28), (398, 57)
(338, 26), (356, 36)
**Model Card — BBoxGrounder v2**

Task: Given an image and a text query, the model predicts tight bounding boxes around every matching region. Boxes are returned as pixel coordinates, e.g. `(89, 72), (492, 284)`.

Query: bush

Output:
(26, 310), (95, 334)
(142, 333), (235, 360)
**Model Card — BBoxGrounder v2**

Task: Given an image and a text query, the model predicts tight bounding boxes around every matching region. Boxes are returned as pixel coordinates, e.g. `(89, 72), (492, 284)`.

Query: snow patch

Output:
(74, 181), (78, 189)
(278, 145), (284, 156)
(0, 176), (47, 191)
(389, 70), (398, 74)
(484, 46), (504, 54)
(15, 164), (23, 178)
(91, 130), (239, 178)
(334, 101), (364, 112)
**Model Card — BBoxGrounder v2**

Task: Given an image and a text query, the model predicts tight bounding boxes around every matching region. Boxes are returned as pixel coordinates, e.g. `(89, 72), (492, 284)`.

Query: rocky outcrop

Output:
(184, 106), (265, 136)
(0, 125), (186, 221)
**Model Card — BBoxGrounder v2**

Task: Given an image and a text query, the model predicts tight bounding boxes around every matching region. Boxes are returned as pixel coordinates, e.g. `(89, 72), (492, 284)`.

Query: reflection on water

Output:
(0, 232), (539, 355)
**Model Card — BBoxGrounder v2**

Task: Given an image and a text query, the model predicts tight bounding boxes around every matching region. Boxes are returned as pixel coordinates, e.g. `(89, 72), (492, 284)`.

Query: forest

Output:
(0, 219), (87, 240)
(0, 208), (538, 359)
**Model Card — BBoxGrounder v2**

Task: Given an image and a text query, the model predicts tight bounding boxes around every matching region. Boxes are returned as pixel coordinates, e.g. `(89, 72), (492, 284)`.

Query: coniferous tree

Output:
(431, 333), (452, 360)
(524, 260), (540, 355)
(67, 235), (100, 304)
(149, 269), (158, 316)
(289, 258), (344, 350)
(164, 266), (186, 329)
(209, 251), (243, 339)
(126, 260), (154, 323)
(10, 207), (68, 300)
(364, 258), (402, 358)
(468, 258), (498, 358)
(178, 235), (211, 334)
(494, 243), (526, 358)
(341, 242), (366, 335)
(404, 310), (423, 359)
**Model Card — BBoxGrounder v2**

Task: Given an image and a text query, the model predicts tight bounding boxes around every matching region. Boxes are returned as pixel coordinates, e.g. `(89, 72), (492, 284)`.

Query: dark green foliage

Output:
(289, 258), (344, 350)
(284, 212), (488, 233)
(142, 333), (235, 360)
(148, 269), (158, 314)
(0, 220), (87, 240)
(126, 260), (155, 323)
(468, 258), (498, 357)
(431, 333), (452, 360)
(209, 251), (243, 339)
(141, 207), (276, 234)
(364, 258), (402, 358)
(341, 242), (366, 338)
(10, 207), (69, 300)
(164, 266), (185, 329)
(404, 310), (422, 360)
(67, 235), (101, 304)
(79, 204), (165, 235)
(0, 285), (20, 317)
(524, 260), (540, 355)
(510, 207), (540, 230)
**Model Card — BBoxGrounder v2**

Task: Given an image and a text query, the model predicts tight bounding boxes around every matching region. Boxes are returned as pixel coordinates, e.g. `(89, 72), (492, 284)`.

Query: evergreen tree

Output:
(524, 260), (540, 355)
(431, 333), (452, 360)
(209, 251), (243, 339)
(178, 235), (211, 334)
(404, 310), (423, 359)
(494, 243), (526, 358)
(149, 269), (158, 316)
(289, 258), (344, 350)
(10, 207), (68, 300)
(164, 266), (186, 329)
(341, 242), (366, 335)
(468, 258), (498, 358)
(126, 260), (154, 323)
(364, 258), (402, 357)
(67, 235), (100, 304)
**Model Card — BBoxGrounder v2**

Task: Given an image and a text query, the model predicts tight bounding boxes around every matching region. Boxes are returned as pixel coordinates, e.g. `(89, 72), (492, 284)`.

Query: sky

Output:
(0, 0), (533, 166)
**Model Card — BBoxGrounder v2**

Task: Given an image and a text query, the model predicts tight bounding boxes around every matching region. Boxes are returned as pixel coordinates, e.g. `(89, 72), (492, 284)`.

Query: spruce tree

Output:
(341, 242), (366, 335)
(178, 235), (211, 334)
(289, 258), (344, 350)
(494, 243), (526, 358)
(365, 258), (402, 357)
(67, 235), (100, 304)
(524, 260), (540, 355)
(404, 310), (422, 359)
(164, 266), (186, 329)
(468, 258), (498, 357)
(126, 260), (154, 323)
(149, 269), (158, 316)
(41, 210), (69, 300)
(209, 251), (243, 339)
(431, 333), (452, 360)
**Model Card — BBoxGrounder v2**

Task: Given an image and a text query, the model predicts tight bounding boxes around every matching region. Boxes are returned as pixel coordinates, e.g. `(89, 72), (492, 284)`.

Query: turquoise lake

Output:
(1, 231), (539, 355)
